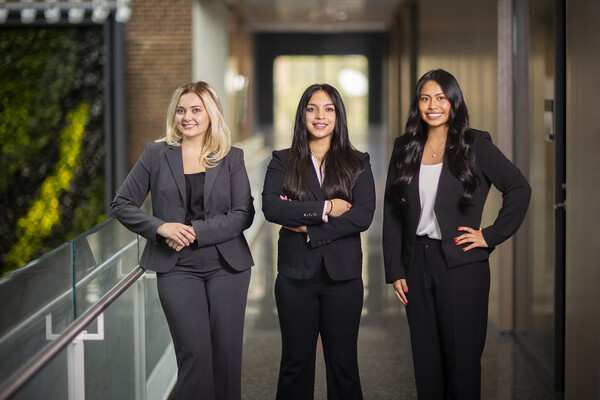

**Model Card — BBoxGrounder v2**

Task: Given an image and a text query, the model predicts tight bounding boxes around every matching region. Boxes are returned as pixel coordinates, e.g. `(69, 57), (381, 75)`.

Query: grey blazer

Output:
(383, 129), (531, 282)
(110, 142), (254, 273)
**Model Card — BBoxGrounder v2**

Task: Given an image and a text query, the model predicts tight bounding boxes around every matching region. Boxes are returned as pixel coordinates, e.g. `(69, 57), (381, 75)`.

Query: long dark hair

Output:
(283, 84), (364, 201)
(391, 69), (478, 207)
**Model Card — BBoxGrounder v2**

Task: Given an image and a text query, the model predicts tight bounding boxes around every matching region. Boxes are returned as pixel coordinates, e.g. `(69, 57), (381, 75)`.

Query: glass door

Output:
(513, 0), (562, 389)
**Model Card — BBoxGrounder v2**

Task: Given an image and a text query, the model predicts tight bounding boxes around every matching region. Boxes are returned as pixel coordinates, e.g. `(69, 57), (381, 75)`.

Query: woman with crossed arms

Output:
(262, 83), (375, 400)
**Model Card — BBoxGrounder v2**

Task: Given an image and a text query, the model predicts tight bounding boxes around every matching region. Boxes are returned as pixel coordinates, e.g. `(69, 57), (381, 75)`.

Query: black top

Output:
(185, 172), (207, 224)
(177, 172), (225, 270)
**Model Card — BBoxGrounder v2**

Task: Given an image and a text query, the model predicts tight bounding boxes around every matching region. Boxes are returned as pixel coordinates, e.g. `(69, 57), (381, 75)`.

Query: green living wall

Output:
(0, 27), (106, 276)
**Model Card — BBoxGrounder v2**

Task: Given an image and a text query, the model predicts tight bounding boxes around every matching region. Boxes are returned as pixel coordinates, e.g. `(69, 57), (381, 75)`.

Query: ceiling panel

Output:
(225, 0), (406, 32)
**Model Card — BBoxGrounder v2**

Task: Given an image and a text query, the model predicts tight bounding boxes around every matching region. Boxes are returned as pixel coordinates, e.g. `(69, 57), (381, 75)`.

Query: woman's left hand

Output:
(165, 238), (185, 252)
(455, 226), (488, 251)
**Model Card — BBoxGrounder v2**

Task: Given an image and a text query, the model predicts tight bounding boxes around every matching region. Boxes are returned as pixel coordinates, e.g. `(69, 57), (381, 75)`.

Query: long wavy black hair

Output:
(283, 84), (364, 201)
(391, 69), (478, 207)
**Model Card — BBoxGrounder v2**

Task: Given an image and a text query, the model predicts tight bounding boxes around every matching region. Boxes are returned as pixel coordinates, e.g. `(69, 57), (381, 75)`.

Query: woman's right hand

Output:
(393, 279), (409, 306)
(157, 223), (196, 251)
(329, 198), (352, 217)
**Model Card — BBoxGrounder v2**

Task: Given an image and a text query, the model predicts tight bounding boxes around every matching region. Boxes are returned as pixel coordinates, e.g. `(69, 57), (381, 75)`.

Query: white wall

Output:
(192, 0), (230, 117)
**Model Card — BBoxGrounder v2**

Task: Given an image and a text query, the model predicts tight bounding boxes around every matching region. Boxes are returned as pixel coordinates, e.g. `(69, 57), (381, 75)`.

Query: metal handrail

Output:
(0, 265), (146, 400)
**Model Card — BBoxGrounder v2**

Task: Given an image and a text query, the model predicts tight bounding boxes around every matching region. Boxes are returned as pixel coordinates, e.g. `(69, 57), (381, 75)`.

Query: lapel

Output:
(165, 145), (186, 201)
(406, 165), (421, 216)
(204, 155), (223, 205)
(434, 157), (452, 210)
(306, 165), (324, 200)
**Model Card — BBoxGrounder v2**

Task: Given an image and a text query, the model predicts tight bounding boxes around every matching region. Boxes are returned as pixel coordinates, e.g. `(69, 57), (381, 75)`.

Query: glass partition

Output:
(513, 0), (556, 384)
(10, 346), (69, 400)
(0, 216), (175, 400)
(0, 243), (74, 386)
(73, 218), (139, 319)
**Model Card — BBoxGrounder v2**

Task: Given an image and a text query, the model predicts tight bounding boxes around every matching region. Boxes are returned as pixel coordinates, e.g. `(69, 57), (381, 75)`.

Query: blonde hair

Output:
(158, 81), (231, 167)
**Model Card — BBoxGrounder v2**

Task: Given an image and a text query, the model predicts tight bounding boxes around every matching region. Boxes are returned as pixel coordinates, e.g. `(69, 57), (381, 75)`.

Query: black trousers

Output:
(275, 265), (364, 400)
(157, 265), (251, 400)
(406, 236), (490, 400)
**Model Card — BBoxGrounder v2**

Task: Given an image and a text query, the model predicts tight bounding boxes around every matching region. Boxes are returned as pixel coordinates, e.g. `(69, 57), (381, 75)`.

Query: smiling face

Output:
(305, 90), (336, 143)
(418, 80), (451, 131)
(176, 92), (210, 142)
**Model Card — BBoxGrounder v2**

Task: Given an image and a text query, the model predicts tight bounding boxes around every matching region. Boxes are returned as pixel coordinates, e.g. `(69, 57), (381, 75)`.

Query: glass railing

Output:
(0, 215), (176, 400)
(0, 134), (271, 400)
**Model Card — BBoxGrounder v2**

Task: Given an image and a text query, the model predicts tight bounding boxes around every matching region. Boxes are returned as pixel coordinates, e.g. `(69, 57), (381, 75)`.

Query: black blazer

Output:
(262, 149), (376, 281)
(110, 142), (255, 273)
(383, 129), (531, 283)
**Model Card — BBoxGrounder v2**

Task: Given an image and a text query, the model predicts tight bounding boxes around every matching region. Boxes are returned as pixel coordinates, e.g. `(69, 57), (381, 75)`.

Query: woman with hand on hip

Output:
(111, 82), (254, 400)
(262, 84), (375, 400)
(383, 69), (531, 400)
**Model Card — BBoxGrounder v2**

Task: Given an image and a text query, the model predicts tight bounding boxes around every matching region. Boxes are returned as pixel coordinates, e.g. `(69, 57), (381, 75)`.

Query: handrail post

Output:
(46, 313), (106, 400)
(67, 335), (85, 400)
(134, 274), (147, 400)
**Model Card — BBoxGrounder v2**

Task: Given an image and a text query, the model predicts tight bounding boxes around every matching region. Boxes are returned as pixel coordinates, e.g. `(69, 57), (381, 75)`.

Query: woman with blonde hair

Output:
(111, 81), (254, 400)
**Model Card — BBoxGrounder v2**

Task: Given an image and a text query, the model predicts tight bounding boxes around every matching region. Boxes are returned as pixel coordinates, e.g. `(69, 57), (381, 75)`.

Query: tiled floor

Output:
(240, 130), (554, 399)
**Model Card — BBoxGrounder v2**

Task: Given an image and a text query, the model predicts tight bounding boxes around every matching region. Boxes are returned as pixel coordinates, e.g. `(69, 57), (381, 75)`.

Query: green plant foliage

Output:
(0, 29), (78, 192)
(0, 27), (106, 276)
(5, 103), (89, 272)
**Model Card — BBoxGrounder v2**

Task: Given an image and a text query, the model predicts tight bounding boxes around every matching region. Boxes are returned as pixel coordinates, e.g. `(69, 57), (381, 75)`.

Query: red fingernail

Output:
(462, 248), (466, 252)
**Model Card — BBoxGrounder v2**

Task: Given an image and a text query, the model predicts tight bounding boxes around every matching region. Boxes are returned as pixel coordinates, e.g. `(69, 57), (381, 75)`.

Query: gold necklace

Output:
(427, 141), (444, 158)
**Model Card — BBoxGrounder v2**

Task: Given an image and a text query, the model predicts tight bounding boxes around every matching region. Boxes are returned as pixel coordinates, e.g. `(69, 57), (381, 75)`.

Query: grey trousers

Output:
(157, 265), (251, 400)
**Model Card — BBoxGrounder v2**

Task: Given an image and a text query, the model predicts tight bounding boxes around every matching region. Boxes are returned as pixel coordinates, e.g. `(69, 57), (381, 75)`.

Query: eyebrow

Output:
(307, 102), (335, 107)
(177, 104), (204, 109)
(420, 92), (445, 97)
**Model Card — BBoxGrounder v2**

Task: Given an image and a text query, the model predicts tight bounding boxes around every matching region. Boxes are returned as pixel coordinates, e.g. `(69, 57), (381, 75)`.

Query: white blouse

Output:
(416, 163), (443, 240)
(310, 153), (329, 222)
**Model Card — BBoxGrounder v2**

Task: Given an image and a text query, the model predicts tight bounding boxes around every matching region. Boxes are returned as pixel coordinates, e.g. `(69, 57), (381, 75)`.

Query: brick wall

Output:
(125, 0), (193, 166)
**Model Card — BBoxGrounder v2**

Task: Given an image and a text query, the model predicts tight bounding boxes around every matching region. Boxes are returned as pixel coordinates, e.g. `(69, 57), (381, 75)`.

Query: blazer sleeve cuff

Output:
(385, 266), (406, 283)
(481, 226), (500, 250)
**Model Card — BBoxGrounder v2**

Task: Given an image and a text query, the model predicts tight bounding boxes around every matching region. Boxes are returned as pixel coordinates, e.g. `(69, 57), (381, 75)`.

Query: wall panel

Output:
(415, 0), (503, 328)
(565, 0), (600, 397)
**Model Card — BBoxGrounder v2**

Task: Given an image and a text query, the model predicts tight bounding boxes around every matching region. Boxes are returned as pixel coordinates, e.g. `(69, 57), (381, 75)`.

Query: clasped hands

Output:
(157, 222), (196, 252)
(280, 195), (352, 233)
(393, 226), (489, 306)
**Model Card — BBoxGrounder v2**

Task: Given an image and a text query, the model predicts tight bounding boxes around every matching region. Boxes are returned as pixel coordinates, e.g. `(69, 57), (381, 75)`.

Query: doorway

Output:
(513, 0), (564, 391)
(272, 55), (369, 148)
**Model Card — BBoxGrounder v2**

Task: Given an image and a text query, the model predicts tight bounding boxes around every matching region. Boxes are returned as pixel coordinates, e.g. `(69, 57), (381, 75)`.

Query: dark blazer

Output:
(110, 142), (255, 273)
(383, 129), (531, 283)
(262, 149), (376, 281)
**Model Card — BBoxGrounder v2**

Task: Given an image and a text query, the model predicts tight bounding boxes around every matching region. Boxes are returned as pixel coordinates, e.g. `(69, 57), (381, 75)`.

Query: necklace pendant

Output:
(432, 153), (436, 157)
